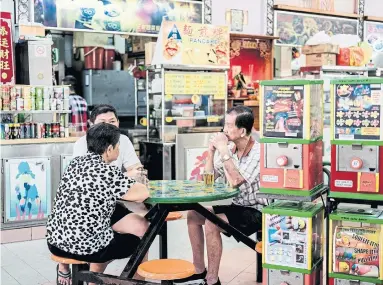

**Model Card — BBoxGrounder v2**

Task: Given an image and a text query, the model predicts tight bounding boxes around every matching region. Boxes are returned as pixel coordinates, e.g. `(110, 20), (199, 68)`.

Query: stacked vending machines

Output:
(262, 201), (325, 285)
(259, 80), (324, 196)
(328, 207), (383, 285)
(330, 78), (383, 199)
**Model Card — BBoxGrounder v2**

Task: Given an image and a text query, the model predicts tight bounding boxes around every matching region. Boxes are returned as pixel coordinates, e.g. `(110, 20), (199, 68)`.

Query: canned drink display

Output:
(31, 96), (36, 110)
(43, 98), (50, 110)
(22, 86), (30, 98)
(36, 123), (43, 138)
(24, 97), (31, 111)
(45, 123), (51, 138)
(20, 123), (25, 139)
(15, 86), (22, 98)
(4, 123), (10, 139)
(36, 97), (43, 110)
(64, 127), (69, 138)
(30, 86), (36, 98)
(35, 87), (43, 98)
(16, 98), (24, 110)
(53, 87), (63, 99)
(63, 86), (70, 99)
(63, 98), (69, 110)
(56, 99), (63, 111)
(10, 98), (17, 111)
(8, 124), (14, 139)
(0, 97), (2, 110)
(30, 123), (36, 138)
(24, 123), (31, 139)
(0, 123), (5, 139)
(13, 124), (19, 139)
(50, 99), (57, 111)
(60, 126), (65, 138)
(43, 86), (51, 98)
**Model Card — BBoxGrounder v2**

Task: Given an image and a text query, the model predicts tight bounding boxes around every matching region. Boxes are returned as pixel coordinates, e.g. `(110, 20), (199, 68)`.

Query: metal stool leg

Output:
(159, 222), (168, 259)
(256, 231), (262, 283)
(72, 263), (89, 285)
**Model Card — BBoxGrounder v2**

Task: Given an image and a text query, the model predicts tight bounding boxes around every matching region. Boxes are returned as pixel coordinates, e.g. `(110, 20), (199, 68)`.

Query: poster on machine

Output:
(263, 85), (305, 139)
(4, 158), (52, 222)
(265, 214), (309, 269)
(333, 226), (380, 278)
(334, 83), (382, 141)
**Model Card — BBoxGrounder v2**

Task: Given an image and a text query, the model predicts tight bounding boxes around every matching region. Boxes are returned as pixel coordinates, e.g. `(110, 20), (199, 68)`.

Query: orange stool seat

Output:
(255, 241), (262, 254)
(165, 211), (183, 222)
(51, 254), (87, 265)
(137, 259), (195, 280)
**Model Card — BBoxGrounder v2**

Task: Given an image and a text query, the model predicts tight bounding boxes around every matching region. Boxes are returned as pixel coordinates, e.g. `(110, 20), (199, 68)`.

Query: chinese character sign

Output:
(0, 12), (14, 85)
(157, 21), (230, 67)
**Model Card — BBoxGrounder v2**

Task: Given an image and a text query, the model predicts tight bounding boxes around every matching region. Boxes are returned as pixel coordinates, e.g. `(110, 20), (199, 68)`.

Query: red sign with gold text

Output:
(0, 12), (14, 85)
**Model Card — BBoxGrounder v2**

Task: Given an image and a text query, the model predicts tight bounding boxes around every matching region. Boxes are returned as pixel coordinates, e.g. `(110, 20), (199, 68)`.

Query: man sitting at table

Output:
(47, 123), (149, 285)
(178, 106), (266, 285)
(73, 104), (144, 178)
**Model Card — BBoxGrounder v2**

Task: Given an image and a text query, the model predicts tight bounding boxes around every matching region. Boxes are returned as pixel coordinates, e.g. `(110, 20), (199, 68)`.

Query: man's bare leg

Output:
(204, 214), (228, 285)
(57, 263), (71, 285)
(187, 210), (207, 273)
(90, 262), (110, 285)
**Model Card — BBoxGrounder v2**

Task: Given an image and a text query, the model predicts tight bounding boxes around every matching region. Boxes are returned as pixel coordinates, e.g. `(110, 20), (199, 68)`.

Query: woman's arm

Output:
(120, 182), (149, 203)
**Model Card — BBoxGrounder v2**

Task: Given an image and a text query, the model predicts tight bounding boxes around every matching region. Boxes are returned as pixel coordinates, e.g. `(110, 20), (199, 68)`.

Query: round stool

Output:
(255, 241), (262, 254)
(137, 259), (195, 284)
(165, 211), (183, 221)
(51, 254), (87, 265)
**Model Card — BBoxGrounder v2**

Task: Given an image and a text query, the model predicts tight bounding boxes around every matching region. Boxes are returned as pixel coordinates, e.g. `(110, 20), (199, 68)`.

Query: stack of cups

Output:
(43, 87), (51, 110)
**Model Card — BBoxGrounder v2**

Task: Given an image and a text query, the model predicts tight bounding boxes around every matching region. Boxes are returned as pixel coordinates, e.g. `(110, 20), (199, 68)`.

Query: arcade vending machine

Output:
(259, 80), (324, 196)
(330, 78), (383, 199)
(262, 201), (325, 285)
(328, 207), (383, 285)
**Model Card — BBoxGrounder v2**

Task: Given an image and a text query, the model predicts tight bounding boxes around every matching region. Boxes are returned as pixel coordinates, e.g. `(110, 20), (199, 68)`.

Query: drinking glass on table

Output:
(203, 171), (214, 186)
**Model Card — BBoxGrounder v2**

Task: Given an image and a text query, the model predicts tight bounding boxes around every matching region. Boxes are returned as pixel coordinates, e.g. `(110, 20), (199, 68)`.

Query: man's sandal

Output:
(56, 264), (71, 285)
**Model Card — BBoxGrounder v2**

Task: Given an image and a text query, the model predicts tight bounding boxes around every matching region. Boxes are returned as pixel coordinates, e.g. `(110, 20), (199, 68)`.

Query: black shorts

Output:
(212, 204), (262, 237)
(48, 203), (141, 263)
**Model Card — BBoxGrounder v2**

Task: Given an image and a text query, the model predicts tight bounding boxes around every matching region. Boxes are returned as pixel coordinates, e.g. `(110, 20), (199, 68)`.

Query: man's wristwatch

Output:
(221, 154), (231, 163)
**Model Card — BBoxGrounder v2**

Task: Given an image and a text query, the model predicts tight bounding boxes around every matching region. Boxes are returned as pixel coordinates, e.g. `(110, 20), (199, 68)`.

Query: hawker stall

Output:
(139, 21), (229, 180)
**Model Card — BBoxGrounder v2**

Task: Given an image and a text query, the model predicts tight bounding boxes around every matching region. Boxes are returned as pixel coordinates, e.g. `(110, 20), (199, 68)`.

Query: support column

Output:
(266, 0), (274, 36)
(358, 0), (365, 40)
(15, 0), (32, 23)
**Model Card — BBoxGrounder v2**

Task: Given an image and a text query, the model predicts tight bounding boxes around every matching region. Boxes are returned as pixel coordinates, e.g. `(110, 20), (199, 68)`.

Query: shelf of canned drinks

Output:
(1, 122), (70, 141)
(0, 137), (79, 145)
(0, 110), (71, 114)
(0, 85), (70, 112)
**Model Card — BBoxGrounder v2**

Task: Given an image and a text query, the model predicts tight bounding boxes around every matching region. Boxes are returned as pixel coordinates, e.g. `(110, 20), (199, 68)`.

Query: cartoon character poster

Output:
(333, 226), (380, 277)
(263, 85), (305, 139)
(334, 83), (382, 141)
(265, 214), (309, 269)
(4, 158), (51, 222)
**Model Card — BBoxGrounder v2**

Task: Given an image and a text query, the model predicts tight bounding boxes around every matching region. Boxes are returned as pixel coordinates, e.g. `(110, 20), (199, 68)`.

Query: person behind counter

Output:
(73, 104), (144, 178)
(178, 106), (266, 285)
(47, 123), (149, 285)
(62, 75), (88, 135)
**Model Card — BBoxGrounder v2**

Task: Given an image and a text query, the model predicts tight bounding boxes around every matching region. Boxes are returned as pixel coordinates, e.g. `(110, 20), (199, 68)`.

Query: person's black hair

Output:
(226, 106), (254, 135)
(62, 75), (77, 93)
(87, 123), (120, 155)
(89, 104), (118, 123)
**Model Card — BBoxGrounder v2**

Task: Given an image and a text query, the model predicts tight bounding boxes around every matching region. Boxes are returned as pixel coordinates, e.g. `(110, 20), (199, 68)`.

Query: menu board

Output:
(165, 72), (226, 99)
(263, 85), (305, 139)
(334, 83), (382, 141)
(265, 214), (309, 269)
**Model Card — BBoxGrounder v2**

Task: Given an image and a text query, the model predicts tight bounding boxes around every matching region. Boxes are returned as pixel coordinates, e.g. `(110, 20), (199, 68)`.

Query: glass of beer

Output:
(203, 171), (214, 186)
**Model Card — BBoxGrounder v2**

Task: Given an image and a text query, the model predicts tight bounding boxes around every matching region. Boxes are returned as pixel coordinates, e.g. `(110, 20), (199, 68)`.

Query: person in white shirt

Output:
(73, 104), (143, 177)
(56, 104), (146, 285)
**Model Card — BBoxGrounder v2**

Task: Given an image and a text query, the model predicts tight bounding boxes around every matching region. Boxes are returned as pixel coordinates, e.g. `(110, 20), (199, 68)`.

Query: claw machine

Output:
(139, 21), (230, 180)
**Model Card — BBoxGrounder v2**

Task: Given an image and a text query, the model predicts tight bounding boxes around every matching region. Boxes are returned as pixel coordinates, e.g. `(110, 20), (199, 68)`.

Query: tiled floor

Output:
(1, 219), (260, 285)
